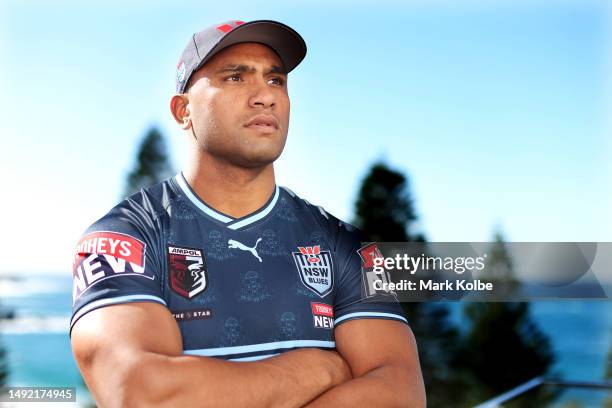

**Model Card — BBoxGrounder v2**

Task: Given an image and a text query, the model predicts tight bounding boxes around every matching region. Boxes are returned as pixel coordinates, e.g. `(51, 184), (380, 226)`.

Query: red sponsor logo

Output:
(299, 246), (321, 263)
(358, 243), (383, 270)
(74, 231), (145, 267)
(311, 302), (334, 317)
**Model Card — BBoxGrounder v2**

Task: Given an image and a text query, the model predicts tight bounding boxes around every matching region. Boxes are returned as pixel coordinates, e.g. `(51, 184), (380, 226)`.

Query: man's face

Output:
(183, 42), (290, 169)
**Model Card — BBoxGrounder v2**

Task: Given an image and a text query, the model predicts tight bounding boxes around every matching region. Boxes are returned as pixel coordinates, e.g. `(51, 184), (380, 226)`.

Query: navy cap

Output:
(175, 19), (307, 93)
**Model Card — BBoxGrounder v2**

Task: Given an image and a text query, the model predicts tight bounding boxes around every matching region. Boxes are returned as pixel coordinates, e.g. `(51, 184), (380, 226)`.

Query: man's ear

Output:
(170, 94), (191, 130)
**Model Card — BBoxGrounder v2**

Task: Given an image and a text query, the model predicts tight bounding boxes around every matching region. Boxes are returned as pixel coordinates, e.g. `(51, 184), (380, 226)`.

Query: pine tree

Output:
(0, 300), (11, 388)
(123, 126), (174, 198)
(479, 231), (520, 298)
(0, 339), (7, 388)
(458, 232), (557, 406)
(352, 161), (466, 407)
(353, 162), (424, 242)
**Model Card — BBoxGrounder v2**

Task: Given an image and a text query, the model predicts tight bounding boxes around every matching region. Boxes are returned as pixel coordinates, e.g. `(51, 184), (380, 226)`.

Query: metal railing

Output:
(474, 376), (612, 408)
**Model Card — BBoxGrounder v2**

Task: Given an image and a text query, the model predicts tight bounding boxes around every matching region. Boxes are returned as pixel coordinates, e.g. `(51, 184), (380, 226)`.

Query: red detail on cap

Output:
(217, 21), (245, 33)
(216, 24), (234, 33)
(311, 303), (334, 317)
(358, 243), (384, 270)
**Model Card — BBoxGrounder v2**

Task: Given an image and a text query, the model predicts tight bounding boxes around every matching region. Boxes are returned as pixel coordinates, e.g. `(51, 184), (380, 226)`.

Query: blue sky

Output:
(0, 0), (610, 274)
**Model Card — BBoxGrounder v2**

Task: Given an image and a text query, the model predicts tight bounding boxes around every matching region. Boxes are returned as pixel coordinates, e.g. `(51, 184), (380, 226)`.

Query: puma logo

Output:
(228, 238), (263, 263)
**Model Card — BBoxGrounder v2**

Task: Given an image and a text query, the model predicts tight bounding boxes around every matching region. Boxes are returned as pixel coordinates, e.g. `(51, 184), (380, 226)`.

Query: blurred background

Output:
(0, 0), (610, 406)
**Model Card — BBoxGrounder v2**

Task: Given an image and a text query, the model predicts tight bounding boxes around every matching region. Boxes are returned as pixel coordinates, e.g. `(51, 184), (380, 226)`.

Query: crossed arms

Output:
(71, 302), (426, 407)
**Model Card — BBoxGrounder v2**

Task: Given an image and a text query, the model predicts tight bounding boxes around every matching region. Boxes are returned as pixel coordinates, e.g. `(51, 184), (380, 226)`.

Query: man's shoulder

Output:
(278, 186), (363, 242)
(125, 177), (178, 217)
(81, 177), (177, 237)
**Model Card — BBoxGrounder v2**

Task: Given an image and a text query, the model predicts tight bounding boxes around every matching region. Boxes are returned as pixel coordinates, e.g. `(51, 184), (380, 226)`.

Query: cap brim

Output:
(199, 20), (307, 73)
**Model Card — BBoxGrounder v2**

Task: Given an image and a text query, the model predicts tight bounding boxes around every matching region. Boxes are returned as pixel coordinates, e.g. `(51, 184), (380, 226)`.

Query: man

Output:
(70, 19), (425, 407)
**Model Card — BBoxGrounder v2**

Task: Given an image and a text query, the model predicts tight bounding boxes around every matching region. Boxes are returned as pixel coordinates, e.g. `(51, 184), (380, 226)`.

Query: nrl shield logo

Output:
(167, 245), (208, 299)
(292, 246), (334, 298)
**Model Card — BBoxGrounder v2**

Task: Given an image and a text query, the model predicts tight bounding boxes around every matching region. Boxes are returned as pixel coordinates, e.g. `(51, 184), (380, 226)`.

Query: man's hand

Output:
(304, 319), (426, 407)
(71, 302), (352, 408)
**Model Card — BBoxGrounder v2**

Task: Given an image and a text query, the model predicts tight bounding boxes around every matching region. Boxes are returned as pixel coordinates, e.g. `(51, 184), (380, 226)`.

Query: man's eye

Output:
(226, 74), (242, 82)
(269, 77), (285, 86)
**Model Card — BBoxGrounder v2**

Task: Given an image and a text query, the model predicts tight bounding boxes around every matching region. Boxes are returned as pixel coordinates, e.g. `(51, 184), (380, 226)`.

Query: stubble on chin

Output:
(231, 135), (286, 168)
(192, 129), (283, 169)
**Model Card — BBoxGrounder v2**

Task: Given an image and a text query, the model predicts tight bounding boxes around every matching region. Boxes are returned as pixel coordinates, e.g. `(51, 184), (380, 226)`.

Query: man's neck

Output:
(183, 154), (276, 219)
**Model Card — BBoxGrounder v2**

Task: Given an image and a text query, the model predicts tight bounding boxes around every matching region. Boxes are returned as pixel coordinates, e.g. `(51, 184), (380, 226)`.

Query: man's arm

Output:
(305, 319), (426, 407)
(71, 302), (351, 408)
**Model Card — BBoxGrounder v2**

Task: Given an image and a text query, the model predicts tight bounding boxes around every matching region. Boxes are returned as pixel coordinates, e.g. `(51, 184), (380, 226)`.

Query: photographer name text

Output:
(373, 279), (494, 292)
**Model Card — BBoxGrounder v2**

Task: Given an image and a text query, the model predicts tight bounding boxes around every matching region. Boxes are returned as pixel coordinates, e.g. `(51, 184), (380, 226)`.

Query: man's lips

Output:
(244, 114), (279, 133)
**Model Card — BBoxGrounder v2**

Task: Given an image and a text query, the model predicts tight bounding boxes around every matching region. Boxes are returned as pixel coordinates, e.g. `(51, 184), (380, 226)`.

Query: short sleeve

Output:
(332, 223), (408, 328)
(70, 198), (166, 336)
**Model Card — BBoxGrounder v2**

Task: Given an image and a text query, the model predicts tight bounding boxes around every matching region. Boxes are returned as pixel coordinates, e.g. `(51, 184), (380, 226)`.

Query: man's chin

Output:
(228, 149), (283, 169)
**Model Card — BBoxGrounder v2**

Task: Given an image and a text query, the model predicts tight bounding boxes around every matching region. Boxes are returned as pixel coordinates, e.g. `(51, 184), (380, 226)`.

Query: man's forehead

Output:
(207, 43), (286, 71)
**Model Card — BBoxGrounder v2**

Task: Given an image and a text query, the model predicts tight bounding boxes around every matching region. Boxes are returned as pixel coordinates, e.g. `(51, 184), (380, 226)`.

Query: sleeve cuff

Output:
(333, 311), (409, 327)
(70, 294), (167, 337)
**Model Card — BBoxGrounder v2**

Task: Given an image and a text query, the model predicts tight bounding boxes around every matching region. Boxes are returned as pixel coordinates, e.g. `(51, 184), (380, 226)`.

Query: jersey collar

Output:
(174, 172), (280, 230)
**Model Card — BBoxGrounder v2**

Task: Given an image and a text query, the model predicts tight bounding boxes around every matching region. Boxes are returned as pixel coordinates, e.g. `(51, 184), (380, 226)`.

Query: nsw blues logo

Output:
(292, 246), (334, 298)
(167, 245), (208, 299)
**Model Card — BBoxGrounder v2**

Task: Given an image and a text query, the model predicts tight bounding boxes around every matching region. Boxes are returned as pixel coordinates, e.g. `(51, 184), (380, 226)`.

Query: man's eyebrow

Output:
(215, 64), (287, 75)
(216, 64), (255, 74)
(266, 65), (287, 75)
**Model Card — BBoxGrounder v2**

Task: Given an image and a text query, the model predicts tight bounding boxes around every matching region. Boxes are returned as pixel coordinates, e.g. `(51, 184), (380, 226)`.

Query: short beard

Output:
(194, 127), (287, 170)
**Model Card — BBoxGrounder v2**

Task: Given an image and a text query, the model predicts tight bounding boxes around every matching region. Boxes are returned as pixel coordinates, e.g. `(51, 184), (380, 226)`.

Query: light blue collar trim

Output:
(174, 174), (233, 223)
(228, 185), (279, 230)
(174, 173), (280, 229)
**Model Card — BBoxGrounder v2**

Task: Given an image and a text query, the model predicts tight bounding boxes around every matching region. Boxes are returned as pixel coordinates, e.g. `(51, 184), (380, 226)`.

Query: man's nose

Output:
(248, 80), (276, 109)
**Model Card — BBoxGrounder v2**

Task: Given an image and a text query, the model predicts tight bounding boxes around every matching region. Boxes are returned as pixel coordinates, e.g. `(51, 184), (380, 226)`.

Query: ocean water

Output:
(446, 301), (612, 406)
(0, 275), (93, 407)
(0, 275), (610, 407)
(446, 300), (612, 382)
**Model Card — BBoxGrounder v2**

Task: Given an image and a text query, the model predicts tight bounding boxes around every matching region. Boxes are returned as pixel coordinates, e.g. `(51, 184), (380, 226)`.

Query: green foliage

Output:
(352, 161), (466, 407)
(484, 232), (515, 280)
(401, 301), (471, 407)
(351, 162), (559, 407)
(123, 127), (174, 198)
(458, 233), (557, 405)
(478, 232), (520, 299)
(0, 301), (12, 388)
(353, 162), (424, 242)
(0, 339), (7, 388)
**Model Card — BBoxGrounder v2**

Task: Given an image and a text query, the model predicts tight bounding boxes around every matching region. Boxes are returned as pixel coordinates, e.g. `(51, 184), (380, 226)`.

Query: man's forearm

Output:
(304, 364), (426, 408)
(122, 348), (350, 408)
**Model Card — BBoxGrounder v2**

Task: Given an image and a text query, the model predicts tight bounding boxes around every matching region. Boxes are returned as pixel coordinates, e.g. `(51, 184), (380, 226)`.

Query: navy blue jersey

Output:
(70, 172), (407, 361)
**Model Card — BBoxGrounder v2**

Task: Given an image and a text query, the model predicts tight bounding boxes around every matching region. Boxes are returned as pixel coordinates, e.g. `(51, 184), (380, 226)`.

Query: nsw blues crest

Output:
(292, 245), (334, 298)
